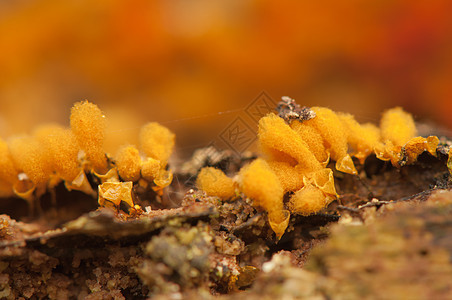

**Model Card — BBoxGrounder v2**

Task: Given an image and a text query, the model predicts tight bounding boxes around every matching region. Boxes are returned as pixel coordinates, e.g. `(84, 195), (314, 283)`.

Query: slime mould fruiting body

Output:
(197, 98), (442, 240)
(0, 100), (175, 212)
(0, 97), (445, 241)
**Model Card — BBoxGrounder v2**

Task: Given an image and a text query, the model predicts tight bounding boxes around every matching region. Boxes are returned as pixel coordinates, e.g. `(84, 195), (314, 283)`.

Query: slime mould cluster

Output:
(0, 97), (451, 299)
(0, 100), (175, 213)
(196, 97), (441, 239)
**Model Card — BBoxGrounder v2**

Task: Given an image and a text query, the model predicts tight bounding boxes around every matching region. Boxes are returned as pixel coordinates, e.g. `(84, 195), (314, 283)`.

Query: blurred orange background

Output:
(1, 0), (451, 158)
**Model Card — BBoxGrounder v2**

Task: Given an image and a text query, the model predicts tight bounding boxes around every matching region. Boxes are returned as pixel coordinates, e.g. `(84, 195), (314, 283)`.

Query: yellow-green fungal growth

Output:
(139, 122), (175, 166)
(115, 145), (141, 182)
(196, 167), (235, 200)
(380, 107), (416, 147)
(239, 158), (289, 240)
(33, 124), (80, 183)
(70, 100), (108, 173)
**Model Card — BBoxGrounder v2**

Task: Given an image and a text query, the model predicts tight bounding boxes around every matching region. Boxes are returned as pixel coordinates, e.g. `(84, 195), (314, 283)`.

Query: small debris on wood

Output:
(276, 96), (316, 123)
